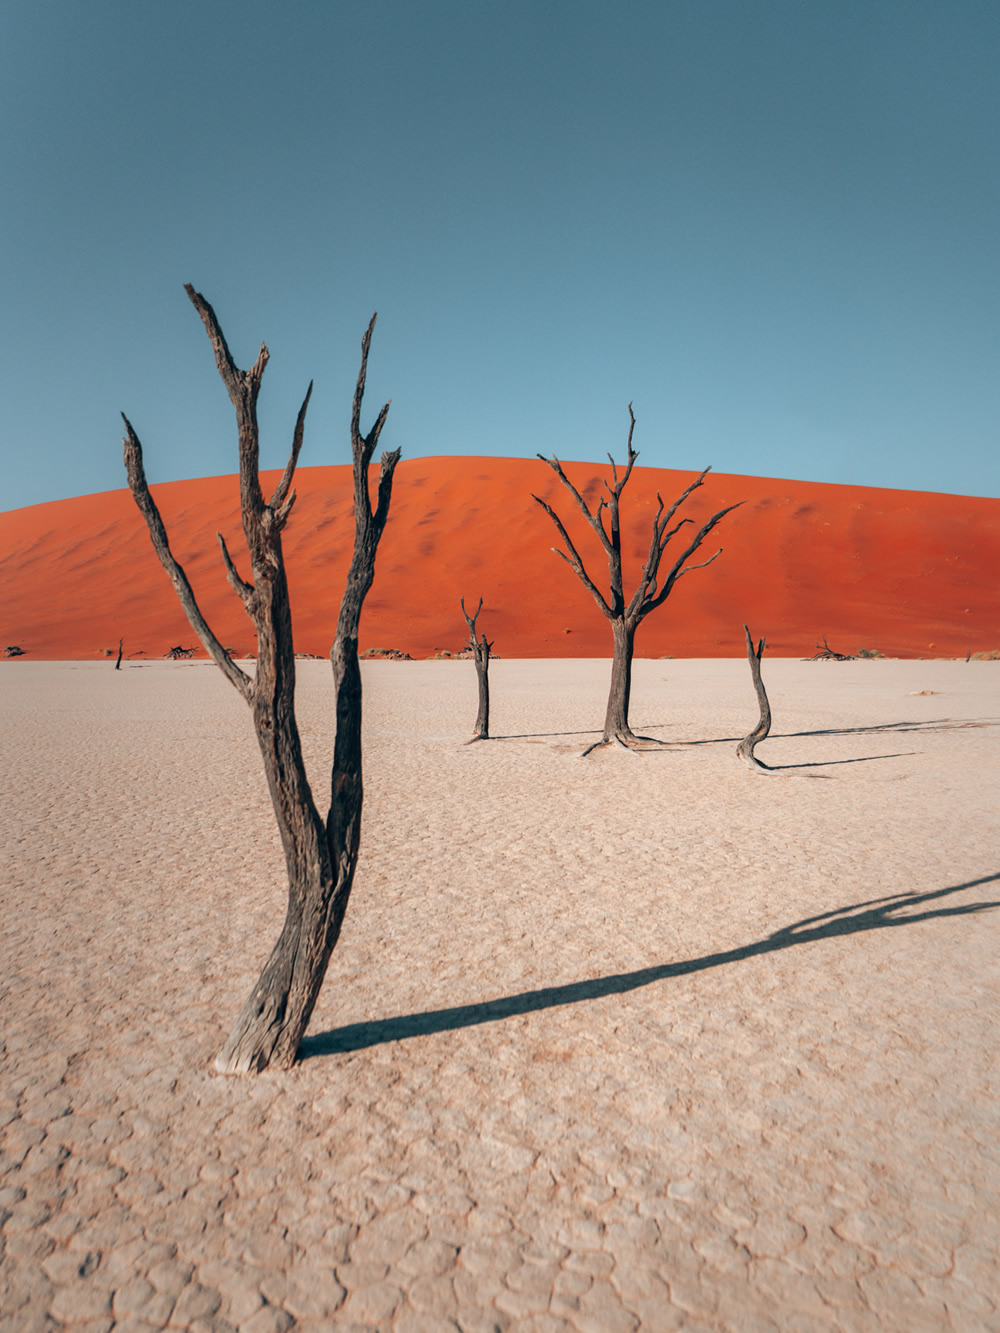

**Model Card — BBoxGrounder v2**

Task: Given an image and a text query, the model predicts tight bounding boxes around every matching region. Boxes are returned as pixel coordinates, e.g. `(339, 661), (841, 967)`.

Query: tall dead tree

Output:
(736, 624), (773, 772)
(123, 285), (399, 1073)
(533, 406), (740, 754)
(461, 596), (493, 741)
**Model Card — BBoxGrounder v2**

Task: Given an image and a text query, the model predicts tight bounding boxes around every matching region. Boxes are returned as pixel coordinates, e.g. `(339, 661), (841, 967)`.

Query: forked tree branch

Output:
(460, 595), (483, 636)
(461, 596), (495, 661)
(535, 455), (616, 558)
(348, 314), (400, 557)
(184, 283), (268, 404)
(641, 501), (743, 616)
(185, 284), (269, 528)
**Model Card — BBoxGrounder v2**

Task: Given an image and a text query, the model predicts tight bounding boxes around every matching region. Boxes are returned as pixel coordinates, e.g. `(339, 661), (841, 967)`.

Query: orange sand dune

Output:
(1, 457), (997, 660)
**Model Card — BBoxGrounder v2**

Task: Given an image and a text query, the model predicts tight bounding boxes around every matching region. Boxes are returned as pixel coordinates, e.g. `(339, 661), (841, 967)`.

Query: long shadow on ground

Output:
(301, 874), (999, 1059)
(490, 717), (1000, 742)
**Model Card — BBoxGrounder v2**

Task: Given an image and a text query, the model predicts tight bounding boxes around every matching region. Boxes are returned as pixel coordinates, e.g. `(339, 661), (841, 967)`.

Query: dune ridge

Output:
(1, 456), (997, 660)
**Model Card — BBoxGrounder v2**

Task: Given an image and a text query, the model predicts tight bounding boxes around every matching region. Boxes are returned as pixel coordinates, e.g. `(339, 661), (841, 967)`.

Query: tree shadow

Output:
(488, 717), (999, 745)
(744, 751), (918, 769)
(301, 874), (999, 1059)
(490, 728), (607, 740)
(668, 718), (1000, 748)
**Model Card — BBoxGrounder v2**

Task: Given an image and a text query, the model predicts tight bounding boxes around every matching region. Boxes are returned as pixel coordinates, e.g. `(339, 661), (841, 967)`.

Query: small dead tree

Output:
(461, 596), (493, 741)
(736, 624), (773, 772)
(123, 285), (399, 1073)
(533, 406), (741, 754)
(807, 636), (855, 661)
(114, 638), (124, 670)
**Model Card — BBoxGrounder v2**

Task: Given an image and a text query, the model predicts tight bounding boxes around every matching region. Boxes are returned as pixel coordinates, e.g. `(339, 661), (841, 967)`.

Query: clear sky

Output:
(2, 0), (998, 511)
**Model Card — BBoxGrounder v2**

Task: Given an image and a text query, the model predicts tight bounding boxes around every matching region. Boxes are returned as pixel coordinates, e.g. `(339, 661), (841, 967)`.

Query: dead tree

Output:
(736, 624), (773, 772)
(123, 285), (399, 1073)
(807, 636), (855, 661)
(533, 406), (740, 754)
(114, 638), (124, 670)
(461, 596), (494, 741)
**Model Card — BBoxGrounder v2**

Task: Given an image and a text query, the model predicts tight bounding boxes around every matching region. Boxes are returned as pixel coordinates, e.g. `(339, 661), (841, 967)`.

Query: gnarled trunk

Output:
(736, 624), (773, 773)
(214, 567), (338, 1073)
(602, 617), (636, 745)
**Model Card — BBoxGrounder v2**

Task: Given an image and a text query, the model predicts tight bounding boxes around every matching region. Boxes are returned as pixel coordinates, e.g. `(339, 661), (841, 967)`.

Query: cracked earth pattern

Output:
(2, 658), (998, 1332)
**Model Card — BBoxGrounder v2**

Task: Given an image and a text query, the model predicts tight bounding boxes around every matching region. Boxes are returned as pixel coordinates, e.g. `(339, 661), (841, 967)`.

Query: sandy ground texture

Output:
(1, 657), (998, 1333)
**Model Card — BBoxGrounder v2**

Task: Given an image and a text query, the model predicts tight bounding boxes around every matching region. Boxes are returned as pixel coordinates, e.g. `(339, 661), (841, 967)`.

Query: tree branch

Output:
(217, 532), (256, 609)
(643, 501), (743, 614)
(348, 314), (397, 541)
(269, 380), (313, 513)
(674, 547), (723, 578)
(614, 403), (638, 497)
(461, 596), (483, 638)
(373, 448), (402, 538)
(122, 415), (251, 699)
(185, 283), (267, 527)
(532, 494), (613, 618)
(184, 283), (267, 405)
(656, 467), (711, 534)
(536, 454), (615, 557)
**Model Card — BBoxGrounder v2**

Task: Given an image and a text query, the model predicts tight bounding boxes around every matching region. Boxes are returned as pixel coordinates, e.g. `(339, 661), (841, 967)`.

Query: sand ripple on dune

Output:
(1, 658), (998, 1330)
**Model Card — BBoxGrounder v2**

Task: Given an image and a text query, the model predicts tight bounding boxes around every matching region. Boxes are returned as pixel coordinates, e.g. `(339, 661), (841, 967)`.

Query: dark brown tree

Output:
(122, 285), (399, 1074)
(532, 406), (741, 754)
(114, 637), (124, 670)
(736, 624), (773, 772)
(461, 596), (493, 741)
(806, 636), (855, 661)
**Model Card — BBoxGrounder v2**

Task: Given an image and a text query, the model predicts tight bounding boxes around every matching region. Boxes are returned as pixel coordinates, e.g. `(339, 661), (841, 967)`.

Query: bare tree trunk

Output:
(114, 638), (123, 670)
(593, 616), (637, 751)
(124, 286), (398, 1075)
(736, 624), (773, 772)
(461, 596), (492, 741)
(213, 554), (337, 1072)
(471, 644), (490, 739)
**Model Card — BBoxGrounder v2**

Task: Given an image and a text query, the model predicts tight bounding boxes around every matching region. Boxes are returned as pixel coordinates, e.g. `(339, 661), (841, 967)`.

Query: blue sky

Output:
(2, 0), (997, 511)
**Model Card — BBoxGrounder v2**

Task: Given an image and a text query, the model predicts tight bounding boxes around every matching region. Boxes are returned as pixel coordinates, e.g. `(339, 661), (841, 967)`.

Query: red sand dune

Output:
(1, 457), (997, 660)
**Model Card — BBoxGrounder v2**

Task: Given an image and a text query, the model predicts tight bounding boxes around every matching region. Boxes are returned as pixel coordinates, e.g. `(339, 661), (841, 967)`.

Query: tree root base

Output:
(581, 731), (664, 757)
(736, 746), (780, 774)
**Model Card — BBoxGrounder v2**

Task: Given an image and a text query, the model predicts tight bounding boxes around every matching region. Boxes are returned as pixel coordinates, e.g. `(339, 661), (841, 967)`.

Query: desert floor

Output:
(1, 657), (998, 1333)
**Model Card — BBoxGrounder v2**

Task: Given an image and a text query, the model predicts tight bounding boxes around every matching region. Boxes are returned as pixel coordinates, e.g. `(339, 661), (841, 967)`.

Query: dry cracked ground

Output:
(2, 659), (998, 1332)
